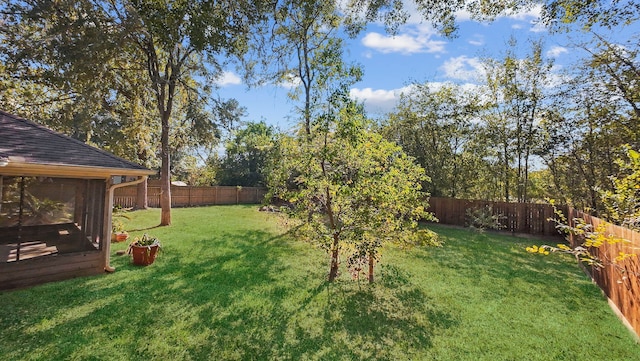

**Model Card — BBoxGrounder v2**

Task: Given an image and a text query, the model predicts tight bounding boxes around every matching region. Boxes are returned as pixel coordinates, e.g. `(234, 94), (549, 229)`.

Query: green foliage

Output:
(528, 149), (640, 275)
(342, 0), (537, 36)
(543, 0), (640, 30)
(465, 206), (506, 233)
(218, 121), (278, 187)
(111, 206), (131, 234)
(528, 197), (637, 271)
(482, 38), (553, 203)
(382, 83), (486, 198)
(599, 147), (640, 231)
(382, 39), (554, 203)
(343, 0), (638, 36)
(256, 0), (362, 137)
(270, 103), (439, 283)
(0, 177), (72, 227)
(536, 33), (639, 211)
(130, 233), (161, 248)
(0, 0), (274, 225)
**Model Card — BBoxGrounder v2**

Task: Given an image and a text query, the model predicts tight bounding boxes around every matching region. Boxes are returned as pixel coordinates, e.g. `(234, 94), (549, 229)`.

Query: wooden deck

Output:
(0, 241), (58, 262)
(0, 223), (98, 263)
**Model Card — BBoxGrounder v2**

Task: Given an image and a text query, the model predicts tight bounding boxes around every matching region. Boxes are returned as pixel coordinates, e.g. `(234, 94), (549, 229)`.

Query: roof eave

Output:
(0, 162), (156, 179)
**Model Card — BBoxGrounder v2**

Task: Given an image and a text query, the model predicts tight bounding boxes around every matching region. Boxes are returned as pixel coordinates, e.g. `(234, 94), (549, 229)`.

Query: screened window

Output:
(0, 176), (105, 262)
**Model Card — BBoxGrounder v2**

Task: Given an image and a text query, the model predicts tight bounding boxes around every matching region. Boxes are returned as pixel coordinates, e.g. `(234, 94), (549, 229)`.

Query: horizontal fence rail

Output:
(113, 185), (268, 208)
(426, 197), (560, 237)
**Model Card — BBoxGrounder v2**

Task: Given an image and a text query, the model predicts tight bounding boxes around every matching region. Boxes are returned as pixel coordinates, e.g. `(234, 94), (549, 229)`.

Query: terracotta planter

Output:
(113, 233), (129, 242)
(130, 243), (160, 266)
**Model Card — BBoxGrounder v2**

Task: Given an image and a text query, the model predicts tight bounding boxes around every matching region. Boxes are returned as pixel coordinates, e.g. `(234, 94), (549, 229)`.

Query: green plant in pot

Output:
(111, 206), (130, 242)
(111, 218), (129, 242)
(127, 234), (161, 266)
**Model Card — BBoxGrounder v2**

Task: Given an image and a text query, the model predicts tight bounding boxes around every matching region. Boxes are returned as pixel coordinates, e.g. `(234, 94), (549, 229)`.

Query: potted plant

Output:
(111, 218), (129, 242)
(127, 234), (161, 266)
(111, 206), (130, 242)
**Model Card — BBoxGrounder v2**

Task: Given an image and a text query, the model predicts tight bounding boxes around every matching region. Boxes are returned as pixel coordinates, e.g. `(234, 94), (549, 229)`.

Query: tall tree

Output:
(218, 121), (277, 187)
(0, 0), (270, 225)
(537, 32), (639, 211)
(585, 33), (640, 137)
(383, 83), (484, 198)
(249, 0), (362, 138)
(481, 38), (553, 202)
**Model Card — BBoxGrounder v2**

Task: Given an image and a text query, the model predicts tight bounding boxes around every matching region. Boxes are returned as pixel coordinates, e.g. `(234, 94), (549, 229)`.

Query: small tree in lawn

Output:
(269, 100), (439, 283)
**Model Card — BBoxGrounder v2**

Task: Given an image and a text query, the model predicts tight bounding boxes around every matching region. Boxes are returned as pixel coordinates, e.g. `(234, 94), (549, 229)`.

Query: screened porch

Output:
(0, 176), (105, 263)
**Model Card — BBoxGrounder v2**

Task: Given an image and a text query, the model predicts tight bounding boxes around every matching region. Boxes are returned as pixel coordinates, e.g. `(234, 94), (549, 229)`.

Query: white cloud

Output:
(495, 4), (547, 32)
(468, 34), (485, 46)
(350, 81), (484, 116)
(529, 20), (547, 33)
(350, 86), (415, 115)
(504, 4), (547, 33)
(546, 46), (569, 58)
(439, 56), (485, 81)
(276, 73), (301, 89)
(454, 9), (473, 22)
(361, 25), (447, 55)
(547, 64), (573, 88)
(216, 71), (242, 86)
(452, 4), (542, 23)
(504, 5), (543, 21)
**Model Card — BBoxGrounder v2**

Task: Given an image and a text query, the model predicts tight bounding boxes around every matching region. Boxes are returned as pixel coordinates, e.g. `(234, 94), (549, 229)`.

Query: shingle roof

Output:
(0, 110), (149, 171)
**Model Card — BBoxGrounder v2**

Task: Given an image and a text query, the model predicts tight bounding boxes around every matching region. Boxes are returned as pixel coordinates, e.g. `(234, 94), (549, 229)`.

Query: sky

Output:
(214, 5), (634, 131)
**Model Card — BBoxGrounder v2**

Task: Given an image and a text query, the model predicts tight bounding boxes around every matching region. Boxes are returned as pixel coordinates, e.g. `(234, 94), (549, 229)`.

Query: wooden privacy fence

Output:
(426, 197), (560, 236)
(567, 207), (640, 340)
(113, 185), (268, 208)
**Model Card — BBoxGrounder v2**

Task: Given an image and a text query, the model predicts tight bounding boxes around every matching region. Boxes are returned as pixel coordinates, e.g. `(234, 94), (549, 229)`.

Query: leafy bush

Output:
(466, 206), (506, 232)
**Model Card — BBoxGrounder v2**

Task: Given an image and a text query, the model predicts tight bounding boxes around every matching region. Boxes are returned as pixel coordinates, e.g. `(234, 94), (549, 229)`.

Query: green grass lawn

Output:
(1, 205), (638, 360)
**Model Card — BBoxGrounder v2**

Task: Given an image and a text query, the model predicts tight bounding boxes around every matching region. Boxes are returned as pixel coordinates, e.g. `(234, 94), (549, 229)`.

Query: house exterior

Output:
(0, 110), (155, 290)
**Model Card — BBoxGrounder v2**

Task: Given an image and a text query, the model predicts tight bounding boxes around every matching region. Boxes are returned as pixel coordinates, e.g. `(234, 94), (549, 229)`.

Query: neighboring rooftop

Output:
(0, 110), (149, 172)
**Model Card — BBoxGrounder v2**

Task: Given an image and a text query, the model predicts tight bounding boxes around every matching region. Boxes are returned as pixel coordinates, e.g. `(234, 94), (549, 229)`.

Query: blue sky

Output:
(215, 5), (631, 130)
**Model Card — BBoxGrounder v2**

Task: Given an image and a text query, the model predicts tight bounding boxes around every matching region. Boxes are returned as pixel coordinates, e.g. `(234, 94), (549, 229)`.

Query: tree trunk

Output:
(144, 38), (177, 227)
(159, 110), (171, 226)
(368, 254), (374, 284)
(135, 179), (148, 210)
(328, 244), (339, 282)
(503, 142), (510, 202)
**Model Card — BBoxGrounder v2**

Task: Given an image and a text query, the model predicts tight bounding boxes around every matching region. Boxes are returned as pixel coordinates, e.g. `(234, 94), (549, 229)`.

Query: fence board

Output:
(114, 185), (268, 208)
(426, 197), (560, 237)
(567, 207), (640, 339)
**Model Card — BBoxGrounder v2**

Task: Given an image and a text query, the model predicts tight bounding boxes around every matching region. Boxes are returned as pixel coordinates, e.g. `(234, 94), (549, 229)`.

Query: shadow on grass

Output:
(0, 228), (453, 360)
(128, 224), (164, 232)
